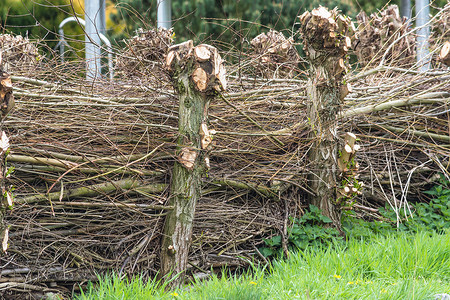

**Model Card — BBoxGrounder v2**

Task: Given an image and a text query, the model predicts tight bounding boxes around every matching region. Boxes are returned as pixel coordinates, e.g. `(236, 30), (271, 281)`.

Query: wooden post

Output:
(0, 55), (14, 253)
(160, 41), (226, 286)
(298, 7), (355, 230)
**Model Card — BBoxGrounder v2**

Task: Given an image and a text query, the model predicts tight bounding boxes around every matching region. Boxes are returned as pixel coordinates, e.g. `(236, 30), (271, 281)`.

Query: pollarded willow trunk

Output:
(160, 41), (226, 287)
(0, 58), (14, 253)
(299, 7), (355, 230)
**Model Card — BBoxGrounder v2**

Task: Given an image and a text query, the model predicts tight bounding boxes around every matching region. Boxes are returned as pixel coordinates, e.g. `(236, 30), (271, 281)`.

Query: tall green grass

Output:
(76, 231), (450, 300)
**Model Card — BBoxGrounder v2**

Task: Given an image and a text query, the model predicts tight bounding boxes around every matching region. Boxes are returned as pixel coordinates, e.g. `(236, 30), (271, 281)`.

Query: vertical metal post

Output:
(416, 0), (431, 71)
(85, 0), (102, 80)
(401, 0), (411, 19)
(157, 0), (172, 29)
(58, 28), (66, 62)
(99, 0), (106, 36)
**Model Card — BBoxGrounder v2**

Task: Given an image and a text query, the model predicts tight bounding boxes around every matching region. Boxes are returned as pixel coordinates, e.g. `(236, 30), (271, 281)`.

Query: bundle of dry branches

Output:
(114, 27), (173, 84)
(432, 3), (450, 66)
(0, 34), (42, 73)
(250, 30), (301, 78)
(432, 2), (450, 42)
(355, 5), (415, 68)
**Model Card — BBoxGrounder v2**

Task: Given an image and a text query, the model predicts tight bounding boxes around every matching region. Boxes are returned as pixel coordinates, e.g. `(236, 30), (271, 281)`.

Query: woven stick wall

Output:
(1, 5), (450, 297)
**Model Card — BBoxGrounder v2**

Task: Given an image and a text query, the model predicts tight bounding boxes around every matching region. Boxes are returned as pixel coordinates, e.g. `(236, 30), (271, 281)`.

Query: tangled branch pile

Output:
(432, 3), (450, 66)
(250, 30), (301, 78)
(114, 27), (173, 85)
(432, 2), (450, 42)
(355, 5), (415, 68)
(0, 34), (42, 73)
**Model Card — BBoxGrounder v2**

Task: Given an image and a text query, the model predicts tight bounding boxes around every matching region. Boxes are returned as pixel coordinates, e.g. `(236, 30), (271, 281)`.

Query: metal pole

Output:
(401, 0), (411, 19)
(157, 0), (172, 29)
(58, 28), (66, 62)
(416, 0), (431, 71)
(58, 17), (114, 79)
(85, 0), (102, 80)
(99, 0), (106, 36)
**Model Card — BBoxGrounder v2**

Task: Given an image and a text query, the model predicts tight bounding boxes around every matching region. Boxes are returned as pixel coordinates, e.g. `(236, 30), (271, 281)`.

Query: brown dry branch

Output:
(432, 2), (450, 41)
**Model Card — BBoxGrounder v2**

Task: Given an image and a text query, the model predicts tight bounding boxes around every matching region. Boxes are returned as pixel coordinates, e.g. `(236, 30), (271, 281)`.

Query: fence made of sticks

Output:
(1, 3), (450, 298)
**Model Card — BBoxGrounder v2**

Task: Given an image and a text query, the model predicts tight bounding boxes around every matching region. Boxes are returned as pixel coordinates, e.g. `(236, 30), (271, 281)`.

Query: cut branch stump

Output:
(299, 6), (356, 230)
(0, 57), (13, 254)
(250, 30), (300, 78)
(354, 5), (414, 68)
(440, 41), (450, 66)
(160, 41), (226, 287)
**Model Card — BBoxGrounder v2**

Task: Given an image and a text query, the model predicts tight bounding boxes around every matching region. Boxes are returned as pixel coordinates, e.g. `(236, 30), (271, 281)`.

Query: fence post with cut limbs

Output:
(298, 7), (356, 230)
(160, 41), (226, 286)
(0, 55), (14, 254)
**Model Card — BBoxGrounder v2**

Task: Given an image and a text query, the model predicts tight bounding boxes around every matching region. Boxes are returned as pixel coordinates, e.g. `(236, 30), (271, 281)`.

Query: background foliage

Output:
(2, 0), (450, 50)
(0, 0), (400, 51)
(112, 0), (359, 44)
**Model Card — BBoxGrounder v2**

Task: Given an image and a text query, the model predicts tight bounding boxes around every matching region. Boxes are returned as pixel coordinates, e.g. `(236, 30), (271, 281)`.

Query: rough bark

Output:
(160, 41), (226, 287)
(0, 131), (9, 253)
(299, 6), (356, 230)
(0, 68), (14, 117)
(0, 62), (13, 254)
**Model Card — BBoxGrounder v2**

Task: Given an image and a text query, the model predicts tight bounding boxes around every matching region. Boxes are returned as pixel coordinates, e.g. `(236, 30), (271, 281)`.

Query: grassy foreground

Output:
(76, 231), (450, 300)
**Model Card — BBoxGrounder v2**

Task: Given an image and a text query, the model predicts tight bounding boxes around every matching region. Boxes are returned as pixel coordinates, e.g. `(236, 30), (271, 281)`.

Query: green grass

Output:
(76, 231), (450, 300)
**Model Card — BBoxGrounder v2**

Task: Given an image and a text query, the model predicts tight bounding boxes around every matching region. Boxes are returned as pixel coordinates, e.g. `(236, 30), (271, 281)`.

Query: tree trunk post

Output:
(298, 7), (355, 230)
(160, 41), (226, 286)
(0, 57), (14, 254)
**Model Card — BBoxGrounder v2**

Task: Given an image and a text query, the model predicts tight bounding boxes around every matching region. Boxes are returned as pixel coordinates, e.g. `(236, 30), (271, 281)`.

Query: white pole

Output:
(85, 0), (102, 80)
(401, 0), (411, 19)
(157, 0), (172, 29)
(99, 0), (106, 35)
(416, 0), (431, 71)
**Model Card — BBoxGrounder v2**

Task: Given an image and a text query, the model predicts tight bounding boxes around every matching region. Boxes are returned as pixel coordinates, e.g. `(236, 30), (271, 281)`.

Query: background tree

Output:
(0, 0), (124, 57)
(2, 0), (449, 55)
(0, 0), (82, 50)
(111, 0), (359, 43)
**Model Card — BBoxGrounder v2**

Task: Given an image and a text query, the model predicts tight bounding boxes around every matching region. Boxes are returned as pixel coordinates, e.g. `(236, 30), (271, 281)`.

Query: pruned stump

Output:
(354, 5), (414, 68)
(250, 30), (300, 78)
(0, 68), (14, 117)
(440, 41), (450, 66)
(0, 59), (13, 254)
(337, 132), (362, 203)
(114, 27), (174, 84)
(298, 6), (356, 230)
(160, 41), (226, 287)
(0, 34), (42, 73)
